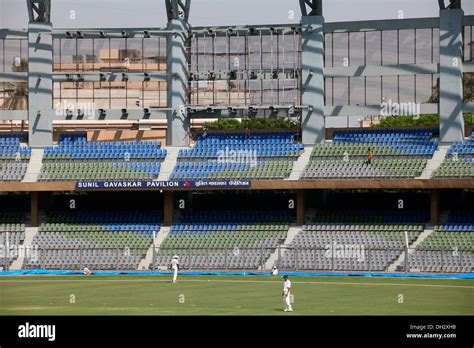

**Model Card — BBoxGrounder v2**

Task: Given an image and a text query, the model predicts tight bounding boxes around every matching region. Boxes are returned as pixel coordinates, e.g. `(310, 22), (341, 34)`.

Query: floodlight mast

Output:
(299, 0), (322, 16)
(166, 0), (191, 22)
(26, 0), (51, 22)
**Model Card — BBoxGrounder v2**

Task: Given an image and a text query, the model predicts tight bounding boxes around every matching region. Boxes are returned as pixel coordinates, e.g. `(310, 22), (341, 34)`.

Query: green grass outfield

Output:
(0, 275), (473, 315)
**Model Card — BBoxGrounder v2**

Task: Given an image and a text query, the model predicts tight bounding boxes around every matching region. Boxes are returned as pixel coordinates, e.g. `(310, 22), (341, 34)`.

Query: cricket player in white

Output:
(282, 275), (293, 312)
(171, 255), (179, 283)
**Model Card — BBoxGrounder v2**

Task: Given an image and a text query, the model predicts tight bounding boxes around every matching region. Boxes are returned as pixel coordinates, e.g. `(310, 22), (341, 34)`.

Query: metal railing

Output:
(1, 244), (472, 273)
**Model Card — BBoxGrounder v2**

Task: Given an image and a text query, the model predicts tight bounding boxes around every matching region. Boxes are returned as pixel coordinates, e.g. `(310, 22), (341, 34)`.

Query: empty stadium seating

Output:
(280, 226), (421, 271)
(170, 132), (302, 180)
(407, 212), (474, 272)
(434, 134), (474, 178)
(301, 129), (436, 179)
(24, 211), (161, 270)
(153, 211), (292, 270)
(0, 134), (30, 182)
(39, 135), (167, 181)
(0, 213), (26, 269)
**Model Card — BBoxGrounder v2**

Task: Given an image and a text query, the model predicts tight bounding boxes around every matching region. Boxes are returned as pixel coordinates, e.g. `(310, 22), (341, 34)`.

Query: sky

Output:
(0, 0), (473, 29)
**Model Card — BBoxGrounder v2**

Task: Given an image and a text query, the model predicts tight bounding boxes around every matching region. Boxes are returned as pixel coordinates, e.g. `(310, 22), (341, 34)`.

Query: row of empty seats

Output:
(24, 211), (161, 270)
(278, 220), (424, 271)
(154, 211), (291, 270)
(39, 135), (166, 181)
(171, 132), (301, 180)
(0, 212), (27, 269)
(0, 134), (30, 181)
(434, 134), (474, 178)
(406, 212), (474, 272)
(302, 129), (436, 179)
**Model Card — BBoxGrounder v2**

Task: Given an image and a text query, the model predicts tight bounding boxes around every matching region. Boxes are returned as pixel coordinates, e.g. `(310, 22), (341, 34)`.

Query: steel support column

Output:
(28, 22), (53, 147)
(301, 15), (325, 144)
(166, 0), (191, 146)
(439, 8), (464, 142)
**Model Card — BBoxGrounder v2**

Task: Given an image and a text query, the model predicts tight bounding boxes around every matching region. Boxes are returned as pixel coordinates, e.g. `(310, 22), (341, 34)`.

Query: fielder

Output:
(282, 275), (293, 312)
(171, 255), (179, 283)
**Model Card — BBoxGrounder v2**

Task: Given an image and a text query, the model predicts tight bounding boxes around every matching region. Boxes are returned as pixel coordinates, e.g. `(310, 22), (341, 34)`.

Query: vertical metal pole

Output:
(314, 247), (316, 270)
(282, 30), (285, 103)
(5, 232), (9, 271)
(278, 245), (281, 269)
(404, 246), (408, 273)
(260, 31), (263, 104)
(225, 247), (228, 271)
(441, 249), (444, 273)
(260, 246), (264, 270)
(188, 246), (191, 270)
(116, 248), (119, 271)
(295, 247), (298, 271)
(422, 250), (425, 272)
(332, 243), (335, 271)
(368, 247), (371, 272)
(79, 247), (83, 270)
(152, 242), (156, 271)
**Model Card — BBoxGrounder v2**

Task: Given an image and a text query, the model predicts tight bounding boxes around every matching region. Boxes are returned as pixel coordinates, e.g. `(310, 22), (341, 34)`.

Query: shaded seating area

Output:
(154, 211), (292, 270)
(24, 211), (161, 270)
